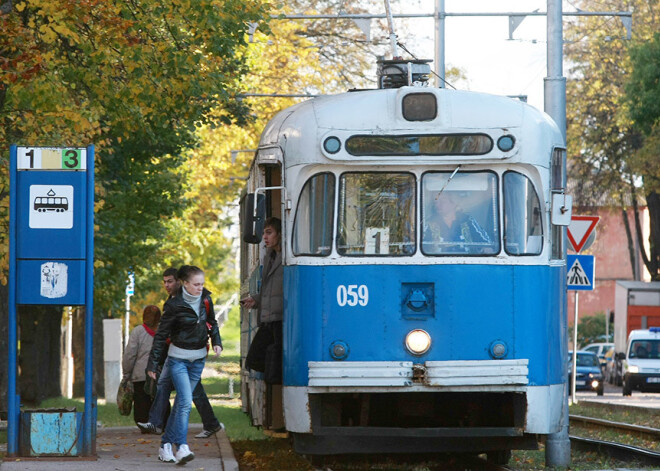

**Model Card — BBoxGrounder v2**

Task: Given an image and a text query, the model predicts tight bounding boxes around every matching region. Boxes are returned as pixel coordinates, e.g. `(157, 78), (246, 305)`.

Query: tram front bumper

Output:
(282, 360), (562, 435)
(308, 359), (529, 388)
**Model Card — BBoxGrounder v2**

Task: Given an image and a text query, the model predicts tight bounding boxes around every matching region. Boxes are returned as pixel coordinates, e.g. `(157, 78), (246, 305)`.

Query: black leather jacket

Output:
(147, 287), (222, 373)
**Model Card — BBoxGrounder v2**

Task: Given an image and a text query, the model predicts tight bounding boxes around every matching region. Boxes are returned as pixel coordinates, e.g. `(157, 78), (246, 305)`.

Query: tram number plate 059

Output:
(336, 284), (369, 307)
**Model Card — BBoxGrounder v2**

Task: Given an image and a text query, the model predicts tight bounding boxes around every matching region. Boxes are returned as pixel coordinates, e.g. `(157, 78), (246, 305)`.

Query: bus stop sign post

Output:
(566, 215), (598, 405)
(8, 144), (95, 456)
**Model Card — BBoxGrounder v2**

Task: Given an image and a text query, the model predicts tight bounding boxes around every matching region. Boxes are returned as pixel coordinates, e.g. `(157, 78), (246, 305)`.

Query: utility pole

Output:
(544, 0), (570, 466)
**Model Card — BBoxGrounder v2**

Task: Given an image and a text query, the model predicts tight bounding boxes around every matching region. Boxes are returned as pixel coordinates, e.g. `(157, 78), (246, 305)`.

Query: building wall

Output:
(567, 206), (649, 327)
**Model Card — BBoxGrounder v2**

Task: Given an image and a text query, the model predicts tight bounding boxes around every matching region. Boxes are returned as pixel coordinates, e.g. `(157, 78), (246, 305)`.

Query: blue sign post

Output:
(8, 145), (95, 456)
(567, 254), (595, 291)
(567, 254), (595, 404)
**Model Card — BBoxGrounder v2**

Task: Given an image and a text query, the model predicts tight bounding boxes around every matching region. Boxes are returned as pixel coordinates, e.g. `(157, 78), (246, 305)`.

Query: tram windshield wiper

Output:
(435, 165), (462, 200)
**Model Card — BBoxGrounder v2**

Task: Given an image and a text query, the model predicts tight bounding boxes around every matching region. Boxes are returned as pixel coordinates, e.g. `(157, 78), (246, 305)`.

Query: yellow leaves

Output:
(15, 2), (26, 11)
(39, 24), (57, 44)
(51, 23), (81, 44)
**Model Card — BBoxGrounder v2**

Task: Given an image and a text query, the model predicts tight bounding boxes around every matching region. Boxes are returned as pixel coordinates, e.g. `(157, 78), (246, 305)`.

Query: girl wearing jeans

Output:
(147, 265), (222, 464)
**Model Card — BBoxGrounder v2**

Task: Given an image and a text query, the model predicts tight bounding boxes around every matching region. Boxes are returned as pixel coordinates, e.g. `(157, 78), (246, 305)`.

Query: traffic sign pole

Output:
(571, 291), (579, 404)
(566, 215), (597, 407)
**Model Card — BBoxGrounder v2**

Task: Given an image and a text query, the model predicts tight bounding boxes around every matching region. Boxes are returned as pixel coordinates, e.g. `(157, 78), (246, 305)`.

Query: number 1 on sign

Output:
(26, 149), (34, 168)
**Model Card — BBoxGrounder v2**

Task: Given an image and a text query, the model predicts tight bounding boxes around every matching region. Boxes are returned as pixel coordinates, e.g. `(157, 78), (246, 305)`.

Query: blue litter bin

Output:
(20, 408), (82, 456)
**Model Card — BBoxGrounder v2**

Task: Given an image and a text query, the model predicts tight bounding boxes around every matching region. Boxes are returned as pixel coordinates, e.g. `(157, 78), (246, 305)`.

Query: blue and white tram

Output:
(240, 64), (569, 462)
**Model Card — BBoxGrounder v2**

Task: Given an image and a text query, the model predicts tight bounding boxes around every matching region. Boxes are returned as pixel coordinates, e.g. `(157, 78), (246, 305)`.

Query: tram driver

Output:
(423, 190), (493, 254)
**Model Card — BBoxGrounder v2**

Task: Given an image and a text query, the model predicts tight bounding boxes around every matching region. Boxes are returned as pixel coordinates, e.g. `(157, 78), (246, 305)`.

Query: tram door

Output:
(240, 160), (284, 430)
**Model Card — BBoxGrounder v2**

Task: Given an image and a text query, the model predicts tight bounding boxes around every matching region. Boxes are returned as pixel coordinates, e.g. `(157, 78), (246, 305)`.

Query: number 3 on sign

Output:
(336, 284), (369, 307)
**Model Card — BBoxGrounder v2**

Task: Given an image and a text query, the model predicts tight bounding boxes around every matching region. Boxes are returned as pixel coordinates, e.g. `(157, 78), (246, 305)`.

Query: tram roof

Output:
(258, 87), (562, 168)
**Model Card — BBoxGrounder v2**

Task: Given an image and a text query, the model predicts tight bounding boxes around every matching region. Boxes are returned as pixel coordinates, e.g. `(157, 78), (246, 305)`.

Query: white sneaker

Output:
(174, 444), (195, 466)
(194, 423), (225, 439)
(158, 443), (176, 463)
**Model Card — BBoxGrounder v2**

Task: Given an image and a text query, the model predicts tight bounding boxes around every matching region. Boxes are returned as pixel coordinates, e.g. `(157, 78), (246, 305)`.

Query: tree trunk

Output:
(72, 307), (105, 398)
(621, 204), (639, 280)
(18, 305), (63, 405)
(647, 191), (660, 280)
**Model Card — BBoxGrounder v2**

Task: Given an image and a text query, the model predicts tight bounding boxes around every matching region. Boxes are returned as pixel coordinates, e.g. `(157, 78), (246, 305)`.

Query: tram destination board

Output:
(17, 146), (86, 170)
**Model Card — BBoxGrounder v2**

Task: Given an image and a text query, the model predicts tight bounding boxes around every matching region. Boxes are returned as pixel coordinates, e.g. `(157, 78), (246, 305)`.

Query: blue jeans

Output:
(149, 362), (220, 431)
(161, 357), (205, 446)
(148, 363), (172, 428)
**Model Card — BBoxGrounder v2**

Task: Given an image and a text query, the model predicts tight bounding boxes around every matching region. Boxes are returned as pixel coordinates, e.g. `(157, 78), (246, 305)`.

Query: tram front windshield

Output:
(421, 172), (499, 255)
(337, 172), (415, 256)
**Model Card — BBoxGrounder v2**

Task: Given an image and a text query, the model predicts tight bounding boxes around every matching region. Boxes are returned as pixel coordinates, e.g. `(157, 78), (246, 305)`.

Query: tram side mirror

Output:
(241, 193), (265, 244)
(551, 193), (573, 226)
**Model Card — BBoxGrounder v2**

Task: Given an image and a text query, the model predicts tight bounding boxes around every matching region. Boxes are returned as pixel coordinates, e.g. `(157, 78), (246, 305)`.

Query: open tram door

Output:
(239, 147), (286, 431)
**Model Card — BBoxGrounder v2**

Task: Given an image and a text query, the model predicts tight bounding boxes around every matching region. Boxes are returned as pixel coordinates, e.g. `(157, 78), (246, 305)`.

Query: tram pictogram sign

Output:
(567, 215), (599, 253)
(29, 185), (74, 228)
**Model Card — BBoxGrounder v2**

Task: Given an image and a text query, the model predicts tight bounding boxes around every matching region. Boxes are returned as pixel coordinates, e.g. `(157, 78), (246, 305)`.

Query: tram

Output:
(239, 60), (571, 463)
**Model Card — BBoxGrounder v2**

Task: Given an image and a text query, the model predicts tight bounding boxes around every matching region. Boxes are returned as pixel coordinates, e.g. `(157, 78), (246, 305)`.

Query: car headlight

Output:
(591, 380), (600, 389)
(628, 365), (639, 373)
(405, 329), (431, 355)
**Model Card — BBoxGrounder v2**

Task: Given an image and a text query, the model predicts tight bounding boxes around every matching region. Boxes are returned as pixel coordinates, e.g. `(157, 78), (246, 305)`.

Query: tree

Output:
(570, 312), (610, 348)
(626, 33), (660, 278)
(565, 0), (660, 280)
(0, 0), (269, 405)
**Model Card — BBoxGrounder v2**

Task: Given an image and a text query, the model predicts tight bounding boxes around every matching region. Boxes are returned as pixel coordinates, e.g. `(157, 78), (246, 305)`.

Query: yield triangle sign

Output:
(567, 215), (599, 253)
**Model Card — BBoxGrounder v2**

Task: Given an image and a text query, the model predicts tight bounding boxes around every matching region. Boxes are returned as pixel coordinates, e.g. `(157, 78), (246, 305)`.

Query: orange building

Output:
(566, 204), (650, 327)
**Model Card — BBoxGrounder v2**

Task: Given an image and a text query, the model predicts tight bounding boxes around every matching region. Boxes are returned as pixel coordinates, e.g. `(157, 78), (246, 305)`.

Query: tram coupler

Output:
(412, 363), (427, 383)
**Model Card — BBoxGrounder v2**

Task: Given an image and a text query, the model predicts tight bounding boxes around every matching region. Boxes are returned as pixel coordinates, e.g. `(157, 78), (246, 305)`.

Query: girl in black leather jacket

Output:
(146, 265), (222, 464)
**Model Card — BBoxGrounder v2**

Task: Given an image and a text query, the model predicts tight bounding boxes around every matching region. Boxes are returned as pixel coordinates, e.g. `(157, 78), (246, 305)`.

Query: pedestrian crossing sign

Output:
(567, 254), (595, 291)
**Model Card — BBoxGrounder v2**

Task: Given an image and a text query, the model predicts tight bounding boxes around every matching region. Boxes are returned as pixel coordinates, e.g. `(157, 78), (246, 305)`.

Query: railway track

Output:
(570, 435), (660, 467)
(570, 414), (660, 438)
(569, 413), (660, 467)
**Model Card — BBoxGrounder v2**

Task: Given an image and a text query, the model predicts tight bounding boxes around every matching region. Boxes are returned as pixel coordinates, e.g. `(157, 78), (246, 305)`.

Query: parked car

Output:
(603, 347), (620, 385)
(568, 351), (605, 395)
(622, 328), (660, 396)
(582, 342), (614, 370)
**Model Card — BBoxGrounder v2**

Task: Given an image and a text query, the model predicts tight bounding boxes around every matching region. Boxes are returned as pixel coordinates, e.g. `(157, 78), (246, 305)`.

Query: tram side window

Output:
(337, 173), (415, 256)
(421, 171), (499, 255)
(293, 173), (335, 256)
(503, 171), (543, 255)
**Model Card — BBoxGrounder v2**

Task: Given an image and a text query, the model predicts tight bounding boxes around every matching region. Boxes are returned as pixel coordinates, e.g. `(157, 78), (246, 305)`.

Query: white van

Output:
(622, 328), (660, 396)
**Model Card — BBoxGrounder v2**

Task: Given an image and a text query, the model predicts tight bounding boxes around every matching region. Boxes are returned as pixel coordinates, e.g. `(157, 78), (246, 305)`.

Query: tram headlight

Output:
(405, 329), (431, 355)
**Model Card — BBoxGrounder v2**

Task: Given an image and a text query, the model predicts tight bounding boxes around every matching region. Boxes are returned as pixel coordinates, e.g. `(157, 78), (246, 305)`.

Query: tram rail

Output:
(569, 414), (660, 438)
(570, 435), (660, 467)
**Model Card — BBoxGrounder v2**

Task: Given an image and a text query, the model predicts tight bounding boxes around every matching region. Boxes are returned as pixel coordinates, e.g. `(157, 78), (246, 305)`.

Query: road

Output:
(573, 381), (660, 409)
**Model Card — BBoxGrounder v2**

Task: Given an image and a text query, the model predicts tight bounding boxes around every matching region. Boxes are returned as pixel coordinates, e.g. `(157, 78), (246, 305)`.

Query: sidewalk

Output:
(1, 424), (238, 471)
